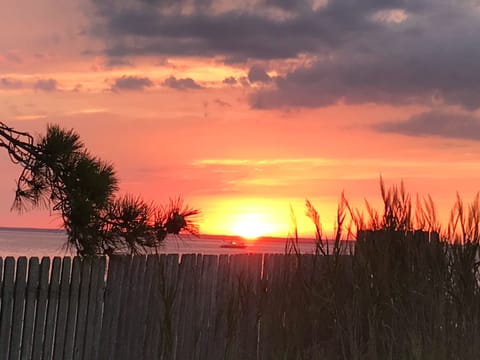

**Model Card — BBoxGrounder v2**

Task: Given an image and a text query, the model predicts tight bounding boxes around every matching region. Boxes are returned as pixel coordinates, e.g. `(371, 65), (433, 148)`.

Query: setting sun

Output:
(196, 197), (338, 239)
(231, 213), (275, 240)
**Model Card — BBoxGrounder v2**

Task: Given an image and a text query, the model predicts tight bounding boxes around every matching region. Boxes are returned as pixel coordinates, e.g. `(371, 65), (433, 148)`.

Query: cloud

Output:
(34, 79), (57, 92)
(248, 66), (271, 83)
(375, 110), (480, 141)
(111, 75), (154, 91)
(1, 51), (23, 64)
(89, 0), (388, 60)
(250, 36), (480, 110)
(15, 114), (48, 120)
(89, 0), (480, 109)
(196, 157), (334, 166)
(107, 57), (134, 67)
(163, 76), (203, 90)
(239, 76), (250, 87)
(214, 99), (232, 107)
(0, 77), (23, 89)
(223, 76), (237, 85)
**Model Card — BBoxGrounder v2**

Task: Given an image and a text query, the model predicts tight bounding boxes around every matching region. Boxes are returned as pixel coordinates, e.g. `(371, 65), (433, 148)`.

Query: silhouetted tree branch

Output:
(0, 122), (199, 256)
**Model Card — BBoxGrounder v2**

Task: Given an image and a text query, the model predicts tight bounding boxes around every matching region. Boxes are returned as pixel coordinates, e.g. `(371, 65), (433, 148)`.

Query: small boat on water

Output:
(220, 240), (247, 249)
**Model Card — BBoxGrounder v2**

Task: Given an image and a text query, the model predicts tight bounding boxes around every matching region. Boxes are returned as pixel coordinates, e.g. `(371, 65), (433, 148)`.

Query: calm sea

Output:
(0, 227), (323, 258)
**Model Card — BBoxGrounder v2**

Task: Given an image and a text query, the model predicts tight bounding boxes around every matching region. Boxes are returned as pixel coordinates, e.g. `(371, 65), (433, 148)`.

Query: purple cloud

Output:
(163, 76), (203, 90)
(111, 75), (154, 91)
(34, 79), (57, 92)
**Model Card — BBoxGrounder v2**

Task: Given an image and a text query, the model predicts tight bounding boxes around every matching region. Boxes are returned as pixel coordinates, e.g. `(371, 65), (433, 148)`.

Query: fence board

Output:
(225, 254), (245, 360)
(172, 253), (188, 360)
(125, 255), (146, 360)
(244, 254), (263, 360)
(199, 255), (218, 360)
(160, 254), (179, 359)
(194, 255), (212, 360)
(118, 255), (140, 360)
(43, 257), (62, 359)
(20, 257), (40, 360)
(63, 257), (81, 360)
(98, 256), (119, 360)
(175, 254), (198, 360)
(83, 257), (106, 360)
(152, 254), (179, 359)
(193, 255), (207, 360)
(53, 257), (72, 360)
(187, 254), (202, 359)
(171, 253), (187, 360)
(112, 256), (133, 360)
(119, 255), (137, 360)
(91, 257), (107, 360)
(102, 256), (129, 360)
(259, 253), (278, 360)
(211, 254), (230, 360)
(73, 258), (92, 360)
(143, 255), (163, 360)
(138, 255), (157, 359)
(0, 257), (15, 358)
(10, 256), (27, 360)
(237, 254), (255, 360)
(32, 257), (51, 360)
(195, 255), (216, 360)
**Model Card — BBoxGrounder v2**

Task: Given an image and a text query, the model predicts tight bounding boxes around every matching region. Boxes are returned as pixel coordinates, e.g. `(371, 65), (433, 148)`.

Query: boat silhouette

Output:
(220, 239), (247, 249)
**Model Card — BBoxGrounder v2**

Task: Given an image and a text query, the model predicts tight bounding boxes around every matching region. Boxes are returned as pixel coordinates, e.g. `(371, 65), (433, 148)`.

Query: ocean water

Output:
(0, 227), (326, 258)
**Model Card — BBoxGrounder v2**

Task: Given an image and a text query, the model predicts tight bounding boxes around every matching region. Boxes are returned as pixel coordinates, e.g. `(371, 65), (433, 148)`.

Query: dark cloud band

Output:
(163, 76), (203, 90)
(89, 0), (480, 109)
(111, 75), (154, 91)
(34, 79), (57, 92)
(375, 111), (480, 141)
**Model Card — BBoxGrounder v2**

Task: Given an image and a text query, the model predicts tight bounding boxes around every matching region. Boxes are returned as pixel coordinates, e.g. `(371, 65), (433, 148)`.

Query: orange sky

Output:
(1, 1), (480, 238)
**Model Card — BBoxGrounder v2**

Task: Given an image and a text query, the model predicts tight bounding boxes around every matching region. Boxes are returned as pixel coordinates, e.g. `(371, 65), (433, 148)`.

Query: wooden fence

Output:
(0, 254), (331, 360)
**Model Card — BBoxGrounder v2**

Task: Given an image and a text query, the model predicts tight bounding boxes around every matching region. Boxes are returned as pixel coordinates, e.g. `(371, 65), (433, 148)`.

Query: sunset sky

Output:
(1, 0), (480, 238)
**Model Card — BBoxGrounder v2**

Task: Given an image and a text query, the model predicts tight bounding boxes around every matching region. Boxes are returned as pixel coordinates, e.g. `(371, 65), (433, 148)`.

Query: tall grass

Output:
(255, 179), (480, 359)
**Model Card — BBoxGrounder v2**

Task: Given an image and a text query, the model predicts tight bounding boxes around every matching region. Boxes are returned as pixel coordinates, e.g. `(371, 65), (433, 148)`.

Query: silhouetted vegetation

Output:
(259, 178), (480, 359)
(161, 179), (480, 359)
(0, 122), (198, 256)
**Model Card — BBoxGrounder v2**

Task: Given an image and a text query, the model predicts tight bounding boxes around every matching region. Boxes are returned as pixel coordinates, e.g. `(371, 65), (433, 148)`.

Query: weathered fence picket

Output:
(83, 258), (98, 360)
(31, 257), (50, 359)
(43, 257), (61, 359)
(0, 257), (15, 358)
(143, 255), (162, 359)
(21, 257), (39, 360)
(10, 256), (27, 360)
(111, 255), (132, 360)
(63, 257), (80, 360)
(213, 254), (230, 360)
(73, 258), (92, 360)
(53, 257), (71, 360)
(90, 258), (106, 360)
